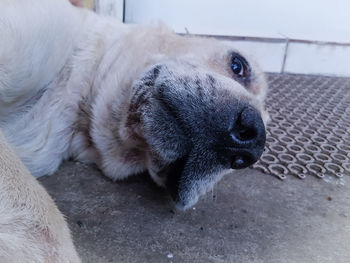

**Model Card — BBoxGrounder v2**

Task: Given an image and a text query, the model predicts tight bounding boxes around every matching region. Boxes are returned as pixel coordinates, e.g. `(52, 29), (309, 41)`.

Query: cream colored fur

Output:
(0, 130), (80, 263)
(0, 0), (267, 179)
(0, 0), (268, 260)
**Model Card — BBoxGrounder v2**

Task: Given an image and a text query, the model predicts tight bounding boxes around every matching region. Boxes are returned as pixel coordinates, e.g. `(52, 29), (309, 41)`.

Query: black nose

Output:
(229, 106), (266, 169)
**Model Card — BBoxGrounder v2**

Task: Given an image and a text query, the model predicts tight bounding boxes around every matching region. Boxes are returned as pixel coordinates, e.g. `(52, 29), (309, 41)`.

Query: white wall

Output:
(125, 0), (350, 43)
(94, 0), (124, 21)
(124, 0), (350, 76)
(284, 43), (350, 76)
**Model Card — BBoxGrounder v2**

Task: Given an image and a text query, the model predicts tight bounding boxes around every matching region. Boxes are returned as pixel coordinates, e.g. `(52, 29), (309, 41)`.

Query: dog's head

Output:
(92, 31), (268, 210)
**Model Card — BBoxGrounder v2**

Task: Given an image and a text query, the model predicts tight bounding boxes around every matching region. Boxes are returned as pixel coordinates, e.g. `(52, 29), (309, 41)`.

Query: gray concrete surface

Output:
(39, 161), (350, 263)
(38, 73), (350, 263)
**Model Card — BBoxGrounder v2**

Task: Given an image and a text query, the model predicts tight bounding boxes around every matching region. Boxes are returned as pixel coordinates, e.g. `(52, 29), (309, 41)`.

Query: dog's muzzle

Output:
(161, 101), (266, 209)
(137, 65), (266, 209)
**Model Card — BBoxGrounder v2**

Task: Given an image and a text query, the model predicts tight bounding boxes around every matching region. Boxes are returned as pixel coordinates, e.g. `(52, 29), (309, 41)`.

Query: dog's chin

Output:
(175, 170), (230, 211)
(171, 168), (230, 211)
(152, 154), (229, 210)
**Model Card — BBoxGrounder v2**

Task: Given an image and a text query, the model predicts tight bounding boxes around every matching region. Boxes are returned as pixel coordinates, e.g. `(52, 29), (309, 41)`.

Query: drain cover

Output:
(253, 74), (350, 179)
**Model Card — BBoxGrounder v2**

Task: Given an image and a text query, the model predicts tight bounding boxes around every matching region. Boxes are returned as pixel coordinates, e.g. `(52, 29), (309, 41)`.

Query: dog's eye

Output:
(231, 53), (249, 78)
(231, 57), (244, 75)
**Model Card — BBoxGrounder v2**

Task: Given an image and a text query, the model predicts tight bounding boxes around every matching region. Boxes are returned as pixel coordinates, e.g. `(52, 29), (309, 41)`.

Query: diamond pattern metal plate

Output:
(252, 74), (350, 180)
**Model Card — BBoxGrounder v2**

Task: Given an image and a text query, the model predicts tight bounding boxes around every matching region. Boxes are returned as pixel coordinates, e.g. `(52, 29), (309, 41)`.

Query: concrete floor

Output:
(39, 161), (350, 263)
(38, 73), (350, 263)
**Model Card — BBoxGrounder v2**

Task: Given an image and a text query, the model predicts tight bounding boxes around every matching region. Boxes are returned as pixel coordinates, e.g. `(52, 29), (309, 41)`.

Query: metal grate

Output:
(253, 73), (350, 180)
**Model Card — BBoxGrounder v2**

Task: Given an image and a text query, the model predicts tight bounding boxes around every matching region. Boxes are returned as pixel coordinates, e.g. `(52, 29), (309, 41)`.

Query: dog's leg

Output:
(0, 130), (81, 263)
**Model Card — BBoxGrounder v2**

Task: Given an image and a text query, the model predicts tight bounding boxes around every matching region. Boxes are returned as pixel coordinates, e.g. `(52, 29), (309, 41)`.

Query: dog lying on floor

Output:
(0, 0), (268, 261)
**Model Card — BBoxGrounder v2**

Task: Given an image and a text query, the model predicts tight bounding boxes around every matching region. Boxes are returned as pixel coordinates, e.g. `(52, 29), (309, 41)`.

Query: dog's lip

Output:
(157, 155), (187, 178)
(162, 154), (190, 204)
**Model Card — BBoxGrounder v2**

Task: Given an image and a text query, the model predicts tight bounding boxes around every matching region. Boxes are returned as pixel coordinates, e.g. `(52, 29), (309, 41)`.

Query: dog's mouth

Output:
(136, 65), (267, 209)
(156, 151), (226, 210)
(161, 154), (189, 204)
(156, 142), (265, 210)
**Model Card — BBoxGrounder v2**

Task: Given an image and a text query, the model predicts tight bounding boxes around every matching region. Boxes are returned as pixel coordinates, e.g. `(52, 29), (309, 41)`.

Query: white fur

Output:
(0, 129), (80, 262)
(0, 0), (267, 179)
(0, 0), (268, 259)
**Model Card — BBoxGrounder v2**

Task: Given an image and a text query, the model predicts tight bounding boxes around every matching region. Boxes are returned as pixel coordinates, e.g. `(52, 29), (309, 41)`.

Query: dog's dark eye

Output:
(231, 53), (249, 79)
(231, 57), (244, 75)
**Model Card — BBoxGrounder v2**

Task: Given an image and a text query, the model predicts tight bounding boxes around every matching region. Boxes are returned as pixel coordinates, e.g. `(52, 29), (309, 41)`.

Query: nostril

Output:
(225, 106), (266, 169)
(231, 107), (260, 145)
(236, 127), (257, 142)
(231, 153), (255, 169)
(233, 156), (244, 166)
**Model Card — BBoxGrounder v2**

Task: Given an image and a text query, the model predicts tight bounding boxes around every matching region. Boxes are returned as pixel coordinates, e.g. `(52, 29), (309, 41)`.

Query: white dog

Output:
(0, 0), (268, 261)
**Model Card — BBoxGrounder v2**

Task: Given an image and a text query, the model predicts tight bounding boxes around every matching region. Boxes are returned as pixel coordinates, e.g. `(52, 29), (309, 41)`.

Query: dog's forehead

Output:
(160, 37), (257, 82)
(177, 40), (234, 65)
(158, 43), (262, 92)
(154, 35), (239, 65)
